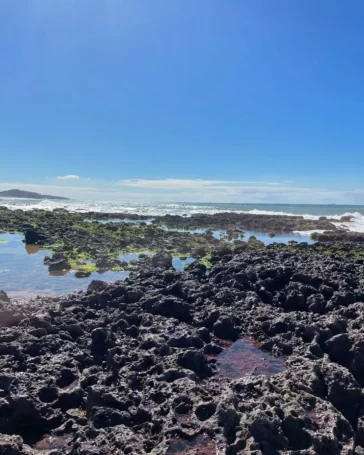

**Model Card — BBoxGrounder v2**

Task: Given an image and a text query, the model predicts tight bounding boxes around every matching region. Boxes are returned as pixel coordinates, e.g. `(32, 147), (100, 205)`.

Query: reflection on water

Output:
(211, 229), (315, 244)
(25, 244), (40, 255)
(119, 252), (196, 271)
(0, 233), (129, 299)
(86, 218), (154, 225)
(163, 227), (315, 245)
(217, 339), (285, 379)
(81, 221), (315, 245)
(164, 227), (206, 234)
(166, 434), (216, 454)
(34, 435), (71, 451)
(173, 256), (195, 270)
(236, 230), (315, 245)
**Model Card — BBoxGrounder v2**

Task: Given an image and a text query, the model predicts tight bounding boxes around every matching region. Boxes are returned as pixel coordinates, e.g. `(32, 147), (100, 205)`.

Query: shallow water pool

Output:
(0, 233), (129, 299)
(85, 218), (154, 225)
(217, 338), (285, 379)
(119, 252), (196, 271)
(162, 227), (315, 244)
(211, 229), (315, 244)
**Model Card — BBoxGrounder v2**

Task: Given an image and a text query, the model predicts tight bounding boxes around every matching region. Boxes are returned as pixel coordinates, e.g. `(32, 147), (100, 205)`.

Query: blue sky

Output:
(1, 0), (364, 203)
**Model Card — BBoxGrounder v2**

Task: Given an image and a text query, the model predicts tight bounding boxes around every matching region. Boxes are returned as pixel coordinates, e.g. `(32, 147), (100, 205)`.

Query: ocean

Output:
(2, 199), (364, 232)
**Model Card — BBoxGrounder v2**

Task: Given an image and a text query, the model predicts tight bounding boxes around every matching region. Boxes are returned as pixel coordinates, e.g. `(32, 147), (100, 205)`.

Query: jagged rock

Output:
(213, 317), (239, 341)
(151, 253), (173, 268)
(44, 254), (71, 272)
(177, 350), (213, 378)
(24, 229), (46, 245)
(0, 243), (364, 453)
(0, 292), (10, 305)
(75, 271), (91, 278)
(184, 261), (207, 278)
(0, 434), (24, 455)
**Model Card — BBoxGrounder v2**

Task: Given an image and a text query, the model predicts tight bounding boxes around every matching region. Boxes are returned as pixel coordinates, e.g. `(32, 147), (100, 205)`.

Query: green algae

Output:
(69, 262), (97, 273)
(1, 206), (357, 277)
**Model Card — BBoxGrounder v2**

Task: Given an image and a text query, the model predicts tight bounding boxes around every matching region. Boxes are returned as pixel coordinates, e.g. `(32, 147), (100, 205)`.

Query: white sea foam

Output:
(2, 199), (364, 232)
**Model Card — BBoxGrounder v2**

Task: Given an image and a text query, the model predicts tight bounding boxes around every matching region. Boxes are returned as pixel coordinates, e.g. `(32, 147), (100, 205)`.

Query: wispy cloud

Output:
(116, 179), (282, 190)
(1, 180), (364, 205)
(57, 175), (80, 181)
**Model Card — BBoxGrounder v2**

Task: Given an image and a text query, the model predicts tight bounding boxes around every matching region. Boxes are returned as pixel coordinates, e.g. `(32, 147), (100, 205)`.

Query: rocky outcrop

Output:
(311, 230), (364, 242)
(1, 247), (364, 452)
(24, 228), (46, 245)
(0, 291), (10, 304)
(44, 254), (71, 272)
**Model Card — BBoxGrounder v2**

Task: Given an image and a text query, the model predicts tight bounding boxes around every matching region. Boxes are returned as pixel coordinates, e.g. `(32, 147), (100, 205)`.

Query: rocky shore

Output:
(0, 207), (338, 275)
(2, 243), (364, 454)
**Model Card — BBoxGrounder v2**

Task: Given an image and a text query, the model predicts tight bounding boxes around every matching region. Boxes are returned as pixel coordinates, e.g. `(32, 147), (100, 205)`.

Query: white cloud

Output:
(1, 180), (364, 205)
(57, 175), (80, 180)
(116, 179), (282, 190)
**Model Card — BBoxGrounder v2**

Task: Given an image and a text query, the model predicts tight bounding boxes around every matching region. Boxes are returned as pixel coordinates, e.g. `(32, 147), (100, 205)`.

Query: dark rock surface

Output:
(311, 230), (364, 242)
(44, 254), (71, 272)
(0, 291), (10, 304)
(156, 212), (337, 233)
(1, 246), (364, 453)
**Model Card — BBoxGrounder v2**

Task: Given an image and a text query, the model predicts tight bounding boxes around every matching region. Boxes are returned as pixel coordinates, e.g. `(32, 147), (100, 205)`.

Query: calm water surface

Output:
(0, 233), (129, 298)
(0, 225), (314, 298)
(0, 234), (197, 298)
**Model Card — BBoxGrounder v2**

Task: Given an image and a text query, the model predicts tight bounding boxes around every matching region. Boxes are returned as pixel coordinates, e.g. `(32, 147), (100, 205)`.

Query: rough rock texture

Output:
(311, 230), (364, 242)
(2, 246), (364, 453)
(0, 291), (10, 304)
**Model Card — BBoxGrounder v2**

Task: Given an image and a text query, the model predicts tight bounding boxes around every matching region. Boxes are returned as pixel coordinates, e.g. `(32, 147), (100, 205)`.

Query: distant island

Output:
(0, 189), (70, 200)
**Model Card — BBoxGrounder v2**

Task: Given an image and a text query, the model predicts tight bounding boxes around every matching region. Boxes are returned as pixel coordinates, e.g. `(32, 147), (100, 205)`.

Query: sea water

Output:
(2, 199), (363, 232)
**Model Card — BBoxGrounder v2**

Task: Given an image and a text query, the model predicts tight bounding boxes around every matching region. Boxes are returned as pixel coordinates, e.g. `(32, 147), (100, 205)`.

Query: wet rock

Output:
(44, 254), (71, 272)
(340, 215), (354, 222)
(95, 257), (119, 269)
(184, 261), (207, 278)
(24, 228), (46, 245)
(151, 253), (173, 268)
(191, 247), (207, 258)
(75, 271), (91, 278)
(87, 280), (108, 292)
